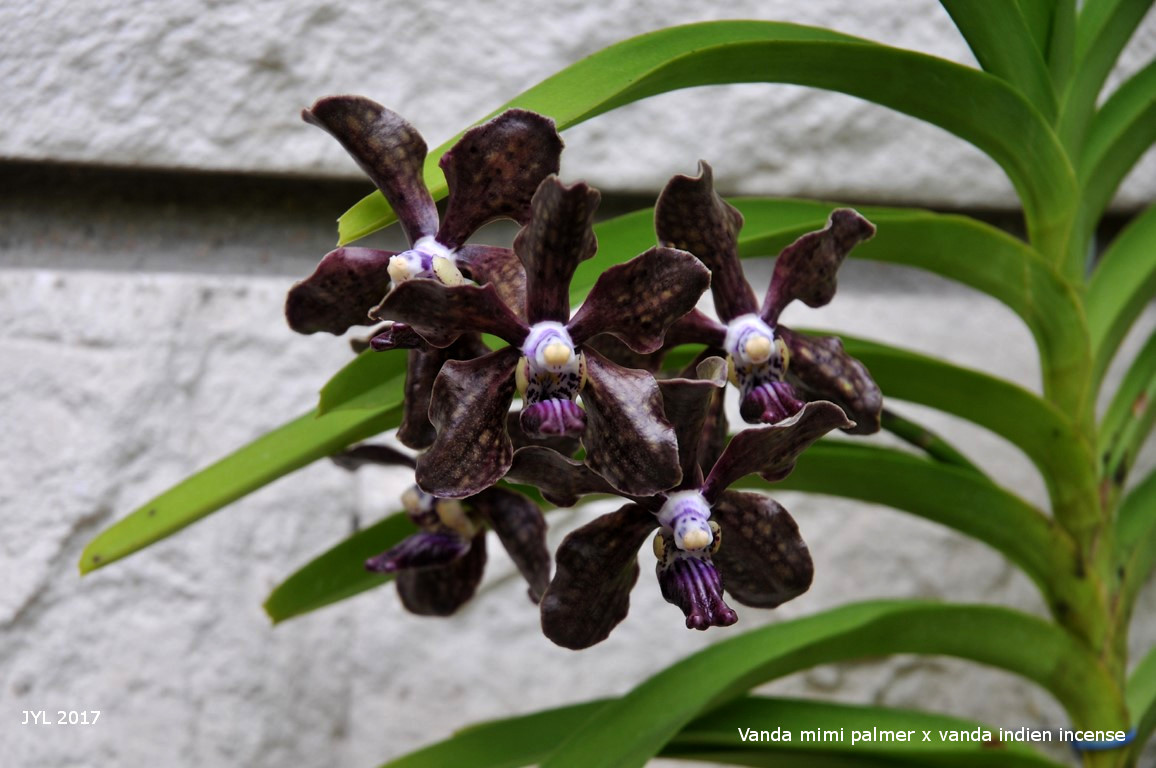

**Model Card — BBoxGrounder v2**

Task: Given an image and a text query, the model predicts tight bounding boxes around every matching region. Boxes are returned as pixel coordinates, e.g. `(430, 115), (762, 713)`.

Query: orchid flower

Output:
(332, 444), (549, 616)
(371, 176), (711, 499)
(655, 162), (882, 433)
(285, 95), (562, 336)
(506, 358), (852, 648)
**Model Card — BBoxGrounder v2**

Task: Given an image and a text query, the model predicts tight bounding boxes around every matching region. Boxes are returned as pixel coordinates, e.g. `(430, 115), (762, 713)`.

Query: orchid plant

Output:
(81, 4), (1156, 768)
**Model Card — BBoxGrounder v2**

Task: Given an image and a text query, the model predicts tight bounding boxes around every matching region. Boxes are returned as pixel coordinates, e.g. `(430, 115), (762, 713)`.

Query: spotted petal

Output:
(303, 96), (438, 246)
(655, 161), (756, 322)
(437, 110), (564, 249)
(395, 532), (487, 616)
(540, 503), (656, 649)
(761, 208), (875, 324)
(702, 401), (852, 502)
(454, 244), (528, 322)
(567, 247), (710, 354)
(285, 247), (397, 335)
(415, 347), (520, 498)
(711, 490), (813, 608)
(471, 487), (550, 602)
(580, 348), (681, 497)
(371, 279), (528, 349)
(507, 446), (617, 507)
(778, 327), (883, 435)
(515, 177), (600, 324)
(657, 357), (727, 489)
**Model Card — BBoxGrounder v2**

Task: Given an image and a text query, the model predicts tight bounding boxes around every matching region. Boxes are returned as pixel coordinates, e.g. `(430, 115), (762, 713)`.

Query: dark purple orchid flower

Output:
(506, 358), (853, 649)
(371, 176), (712, 500)
(285, 95), (562, 336)
(332, 444), (549, 616)
(655, 162), (882, 434)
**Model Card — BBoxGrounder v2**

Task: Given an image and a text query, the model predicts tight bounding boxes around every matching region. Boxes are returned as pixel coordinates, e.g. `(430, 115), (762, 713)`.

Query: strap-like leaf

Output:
(1087, 203), (1156, 385)
(1116, 468), (1156, 615)
(539, 601), (1125, 768)
(1127, 641), (1156, 759)
(319, 348), (408, 414)
(748, 441), (1066, 605)
(878, 408), (984, 475)
(264, 511), (413, 623)
(940, 0), (1057, 119)
(1015, 0), (1058, 58)
(1099, 325), (1156, 498)
(336, 21), (1075, 264)
(78, 402), (404, 573)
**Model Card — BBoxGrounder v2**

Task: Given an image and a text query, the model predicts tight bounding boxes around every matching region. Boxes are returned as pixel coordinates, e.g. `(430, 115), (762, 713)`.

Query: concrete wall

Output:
(2, 2), (1155, 767)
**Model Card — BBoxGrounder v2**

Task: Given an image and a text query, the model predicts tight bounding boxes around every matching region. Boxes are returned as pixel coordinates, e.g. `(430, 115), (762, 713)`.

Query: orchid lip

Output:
(656, 490), (714, 552)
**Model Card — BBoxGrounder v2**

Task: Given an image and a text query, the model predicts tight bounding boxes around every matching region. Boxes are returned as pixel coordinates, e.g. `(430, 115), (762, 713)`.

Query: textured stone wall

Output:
(2, 2), (1155, 767)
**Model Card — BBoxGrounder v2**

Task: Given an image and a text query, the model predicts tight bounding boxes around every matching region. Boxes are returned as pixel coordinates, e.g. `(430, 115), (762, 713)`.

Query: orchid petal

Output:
(285, 247), (396, 335)
(702, 401), (852, 502)
(368, 322), (426, 351)
(454, 244), (528, 322)
(761, 208), (875, 324)
(330, 443), (416, 471)
(395, 532), (487, 616)
(415, 347), (520, 498)
(655, 161), (756, 322)
(437, 110), (563, 249)
(665, 308), (727, 349)
(580, 348), (681, 497)
(471, 487), (550, 602)
(657, 357), (727, 488)
(515, 177), (600, 324)
(567, 247), (710, 353)
(505, 413), (582, 457)
(507, 446), (616, 507)
(540, 503), (656, 649)
(302, 96), (438, 245)
(371, 279), (528, 349)
(711, 490), (812, 608)
(397, 334), (489, 450)
(365, 531), (472, 572)
(778, 327), (883, 435)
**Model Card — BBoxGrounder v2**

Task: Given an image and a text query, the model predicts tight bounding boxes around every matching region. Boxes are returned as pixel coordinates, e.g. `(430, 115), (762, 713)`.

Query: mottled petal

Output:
(739, 379), (806, 424)
(665, 308), (727, 349)
(454, 244), (528, 322)
(514, 177), (600, 324)
(567, 247), (710, 353)
(365, 531), (471, 572)
(395, 532), (487, 616)
(415, 347), (520, 498)
(331, 443), (416, 471)
(655, 540), (738, 631)
(370, 279), (528, 349)
(711, 490), (813, 607)
(778, 326), (883, 435)
(285, 247), (397, 334)
(655, 161), (757, 321)
(368, 323), (426, 351)
(397, 334), (490, 450)
(657, 357), (727, 489)
(698, 381), (729, 477)
(471, 487), (550, 602)
(437, 110), (564, 248)
(580, 348), (682, 496)
(702, 401), (853, 502)
(303, 96), (438, 245)
(540, 504), (656, 649)
(520, 398), (586, 438)
(506, 446), (617, 507)
(761, 208), (875, 324)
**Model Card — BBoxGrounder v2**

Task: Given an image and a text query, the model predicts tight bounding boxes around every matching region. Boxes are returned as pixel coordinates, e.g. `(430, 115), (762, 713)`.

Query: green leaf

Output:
(1127, 641), (1156, 757)
(1116, 468), (1156, 614)
(264, 511), (413, 624)
(1087, 202), (1156, 385)
(1056, 0), (1153, 157)
(337, 21), (1075, 265)
(1015, 0), (1058, 58)
(539, 601), (1124, 768)
(834, 334), (1095, 518)
(668, 697), (1065, 768)
(1046, 0), (1076, 88)
(1077, 57), (1156, 246)
(318, 348), (408, 414)
(744, 442), (1063, 602)
(1099, 325), (1156, 494)
(878, 407), (985, 475)
(940, 0), (1057, 119)
(79, 403), (404, 573)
